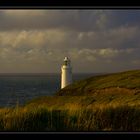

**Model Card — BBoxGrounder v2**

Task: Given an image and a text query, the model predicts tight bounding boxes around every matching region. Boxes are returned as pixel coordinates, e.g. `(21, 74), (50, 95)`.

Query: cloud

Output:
(3, 10), (44, 16)
(0, 10), (140, 32)
(98, 48), (119, 57)
(0, 10), (111, 31)
(0, 10), (139, 73)
(107, 10), (140, 28)
(132, 60), (140, 65)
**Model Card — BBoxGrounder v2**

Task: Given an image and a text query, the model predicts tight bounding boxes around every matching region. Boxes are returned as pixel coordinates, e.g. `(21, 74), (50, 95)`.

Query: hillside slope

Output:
(5, 69), (139, 131)
(0, 70), (139, 131)
(27, 70), (140, 109)
(56, 70), (140, 96)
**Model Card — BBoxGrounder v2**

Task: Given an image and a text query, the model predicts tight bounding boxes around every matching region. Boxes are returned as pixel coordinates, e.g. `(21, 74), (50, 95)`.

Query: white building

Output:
(61, 57), (72, 89)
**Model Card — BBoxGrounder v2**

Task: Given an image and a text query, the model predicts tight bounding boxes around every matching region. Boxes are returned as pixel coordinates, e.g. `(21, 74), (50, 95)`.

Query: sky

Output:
(0, 10), (139, 73)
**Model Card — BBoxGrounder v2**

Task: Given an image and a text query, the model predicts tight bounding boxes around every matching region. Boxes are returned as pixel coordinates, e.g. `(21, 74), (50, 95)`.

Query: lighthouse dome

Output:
(63, 57), (70, 66)
(64, 57), (69, 61)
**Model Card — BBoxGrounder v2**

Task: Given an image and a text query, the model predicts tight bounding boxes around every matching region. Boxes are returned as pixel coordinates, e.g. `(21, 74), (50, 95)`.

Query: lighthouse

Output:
(61, 57), (72, 89)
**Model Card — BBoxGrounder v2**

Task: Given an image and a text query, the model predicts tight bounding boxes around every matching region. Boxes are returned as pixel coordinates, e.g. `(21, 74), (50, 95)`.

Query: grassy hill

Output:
(0, 69), (139, 131)
(26, 70), (140, 109)
(56, 69), (140, 96)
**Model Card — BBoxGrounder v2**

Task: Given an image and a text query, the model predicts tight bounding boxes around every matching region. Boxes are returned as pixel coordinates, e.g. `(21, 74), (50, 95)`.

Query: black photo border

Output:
(0, 0), (140, 139)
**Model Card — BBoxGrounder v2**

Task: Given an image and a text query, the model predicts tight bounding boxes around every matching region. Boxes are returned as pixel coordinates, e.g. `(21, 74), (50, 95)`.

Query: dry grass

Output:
(57, 70), (140, 96)
(0, 69), (139, 131)
(0, 103), (139, 131)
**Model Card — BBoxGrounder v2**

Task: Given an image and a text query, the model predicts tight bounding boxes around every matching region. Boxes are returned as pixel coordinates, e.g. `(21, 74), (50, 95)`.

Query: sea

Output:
(0, 73), (99, 107)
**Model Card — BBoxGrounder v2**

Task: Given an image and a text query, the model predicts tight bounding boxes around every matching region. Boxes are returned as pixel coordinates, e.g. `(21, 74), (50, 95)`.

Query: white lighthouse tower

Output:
(61, 57), (72, 89)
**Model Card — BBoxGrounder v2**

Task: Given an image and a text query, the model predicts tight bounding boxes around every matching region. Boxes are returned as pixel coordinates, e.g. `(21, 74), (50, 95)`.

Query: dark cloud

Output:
(107, 10), (140, 28)
(0, 10), (139, 73)
(0, 10), (110, 31)
(0, 10), (140, 32)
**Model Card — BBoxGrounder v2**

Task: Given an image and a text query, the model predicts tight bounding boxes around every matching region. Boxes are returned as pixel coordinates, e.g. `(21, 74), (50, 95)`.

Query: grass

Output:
(56, 69), (140, 96)
(0, 104), (139, 131)
(26, 91), (140, 109)
(0, 69), (139, 131)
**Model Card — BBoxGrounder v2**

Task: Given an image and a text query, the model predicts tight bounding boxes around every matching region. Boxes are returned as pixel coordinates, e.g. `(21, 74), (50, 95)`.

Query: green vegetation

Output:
(57, 69), (140, 96)
(0, 104), (139, 131)
(0, 69), (139, 131)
